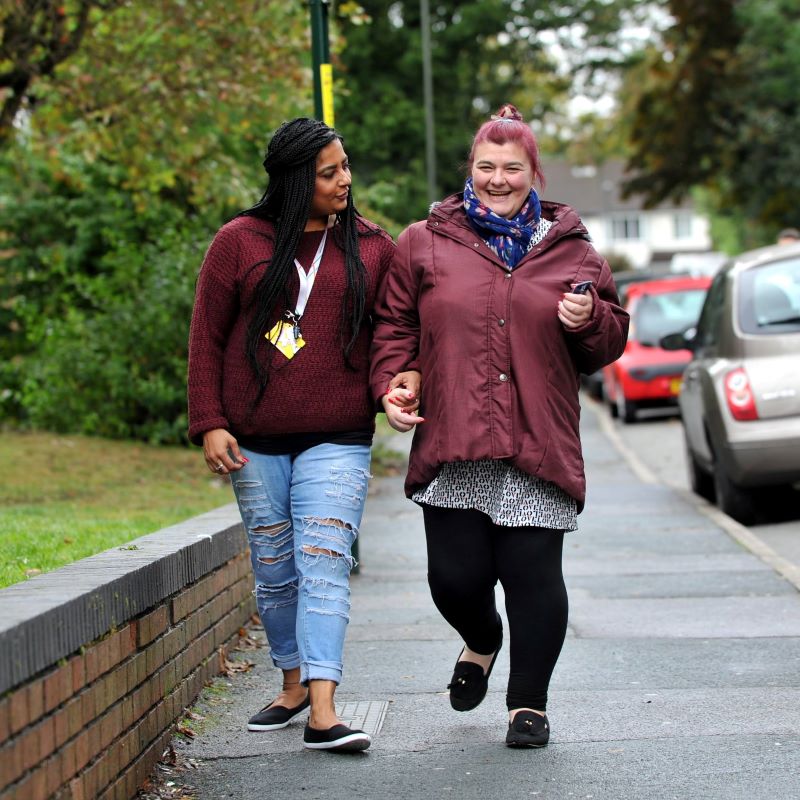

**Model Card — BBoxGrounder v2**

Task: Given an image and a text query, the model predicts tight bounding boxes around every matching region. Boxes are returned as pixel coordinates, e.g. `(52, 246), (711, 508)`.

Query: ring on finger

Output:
(215, 463), (225, 472)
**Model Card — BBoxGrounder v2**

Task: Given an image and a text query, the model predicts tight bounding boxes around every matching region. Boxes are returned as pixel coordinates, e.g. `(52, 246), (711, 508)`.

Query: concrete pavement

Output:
(172, 406), (800, 800)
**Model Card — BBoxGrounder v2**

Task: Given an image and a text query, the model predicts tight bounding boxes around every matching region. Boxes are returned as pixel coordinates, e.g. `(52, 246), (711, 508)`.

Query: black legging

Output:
(422, 505), (568, 711)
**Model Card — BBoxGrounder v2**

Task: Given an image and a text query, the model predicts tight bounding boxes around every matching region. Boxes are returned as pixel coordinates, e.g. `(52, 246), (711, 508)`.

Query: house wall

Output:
(583, 210), (712, 269)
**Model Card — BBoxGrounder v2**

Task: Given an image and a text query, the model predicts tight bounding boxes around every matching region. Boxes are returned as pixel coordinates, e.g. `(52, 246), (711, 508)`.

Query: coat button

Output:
(498, 319), (506, 326)
(473, 242), (480, 247)
(505, 273), (512, 279)
(499, 373), (508, 382)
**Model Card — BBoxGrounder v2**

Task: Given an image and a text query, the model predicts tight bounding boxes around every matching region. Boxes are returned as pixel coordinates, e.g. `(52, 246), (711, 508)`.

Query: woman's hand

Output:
(202, 428), (248, 475)
(383, 370), (424, 432)
(558, 289), (594, 330)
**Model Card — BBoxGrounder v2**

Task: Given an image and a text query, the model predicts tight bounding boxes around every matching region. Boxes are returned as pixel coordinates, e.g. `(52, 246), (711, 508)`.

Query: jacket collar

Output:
(426, 192), (589, 263)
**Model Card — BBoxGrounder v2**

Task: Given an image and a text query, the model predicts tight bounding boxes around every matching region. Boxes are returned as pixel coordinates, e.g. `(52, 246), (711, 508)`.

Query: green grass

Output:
(0, 427), (409, 590)
(0, 432), (232, 589)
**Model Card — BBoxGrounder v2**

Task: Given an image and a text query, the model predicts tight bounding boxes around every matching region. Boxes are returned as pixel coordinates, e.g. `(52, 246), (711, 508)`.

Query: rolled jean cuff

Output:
(301, 660), (343, 685)
(271, 651), (301, 671)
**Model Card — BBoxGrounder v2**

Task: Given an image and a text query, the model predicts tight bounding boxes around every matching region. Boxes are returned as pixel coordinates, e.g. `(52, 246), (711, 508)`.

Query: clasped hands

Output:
(384, 369), (423, 433)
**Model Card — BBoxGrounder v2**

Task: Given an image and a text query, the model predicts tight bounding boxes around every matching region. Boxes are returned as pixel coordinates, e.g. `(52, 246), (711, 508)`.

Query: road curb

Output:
(588, 396), (800, 593)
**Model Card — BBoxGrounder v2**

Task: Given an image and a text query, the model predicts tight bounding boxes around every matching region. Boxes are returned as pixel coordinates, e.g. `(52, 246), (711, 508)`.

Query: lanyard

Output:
(293, 229), (327, 318)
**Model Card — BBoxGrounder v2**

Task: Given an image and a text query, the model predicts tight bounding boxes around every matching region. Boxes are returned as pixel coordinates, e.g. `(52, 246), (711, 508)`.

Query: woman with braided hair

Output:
(372, 104), (627, 747)
(188, 117), (421, 752)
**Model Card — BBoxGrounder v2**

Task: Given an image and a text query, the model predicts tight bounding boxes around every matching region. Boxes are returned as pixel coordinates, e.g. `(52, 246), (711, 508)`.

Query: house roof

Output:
(540, 159), (693, 215)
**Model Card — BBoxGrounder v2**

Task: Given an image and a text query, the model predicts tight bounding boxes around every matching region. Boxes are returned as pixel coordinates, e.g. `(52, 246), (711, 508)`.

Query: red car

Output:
(603, 276), (712, 422)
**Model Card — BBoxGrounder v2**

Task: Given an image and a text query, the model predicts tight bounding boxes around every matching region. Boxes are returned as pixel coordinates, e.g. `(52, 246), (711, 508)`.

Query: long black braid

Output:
(239, 117), (369, 391)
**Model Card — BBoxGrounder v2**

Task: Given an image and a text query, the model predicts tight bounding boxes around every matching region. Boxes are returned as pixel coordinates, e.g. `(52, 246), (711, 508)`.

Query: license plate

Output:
(669, 377), (682, 395)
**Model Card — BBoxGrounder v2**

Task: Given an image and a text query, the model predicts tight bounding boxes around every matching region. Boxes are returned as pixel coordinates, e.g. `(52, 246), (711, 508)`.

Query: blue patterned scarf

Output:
(463, 177), (541, 268)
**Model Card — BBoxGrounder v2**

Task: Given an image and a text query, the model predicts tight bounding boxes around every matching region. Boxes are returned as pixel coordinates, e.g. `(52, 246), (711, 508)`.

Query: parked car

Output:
(581, 267), (674, 399)
(661, 242), (800, 525)
(602, 276), (712, 422)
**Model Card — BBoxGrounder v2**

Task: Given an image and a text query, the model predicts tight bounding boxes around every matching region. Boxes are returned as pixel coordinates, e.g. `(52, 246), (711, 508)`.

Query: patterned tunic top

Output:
(411, 216), (578, 531)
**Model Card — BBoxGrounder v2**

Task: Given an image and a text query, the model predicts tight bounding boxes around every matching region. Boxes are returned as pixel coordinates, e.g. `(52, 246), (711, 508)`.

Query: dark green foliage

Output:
(623, 0), (800, 235)
(0, 152), (222, 442)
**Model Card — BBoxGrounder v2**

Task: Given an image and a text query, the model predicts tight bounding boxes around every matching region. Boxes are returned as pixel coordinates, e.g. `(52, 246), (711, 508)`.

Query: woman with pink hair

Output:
(371, 105), (628, 747)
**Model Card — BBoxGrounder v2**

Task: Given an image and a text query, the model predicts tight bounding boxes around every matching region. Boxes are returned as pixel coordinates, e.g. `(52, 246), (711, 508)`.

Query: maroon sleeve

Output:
(562, 249), (630, 375)
(370, 224), (422, 404)
(187, 225), (241, 445)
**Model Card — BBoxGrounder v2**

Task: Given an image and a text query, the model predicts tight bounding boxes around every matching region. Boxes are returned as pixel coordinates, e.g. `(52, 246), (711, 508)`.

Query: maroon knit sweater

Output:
(187, 215), (395, 445)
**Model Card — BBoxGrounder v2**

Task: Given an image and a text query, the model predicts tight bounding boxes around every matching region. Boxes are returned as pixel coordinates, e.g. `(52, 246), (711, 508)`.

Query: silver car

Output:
(662, 241), (800, 525)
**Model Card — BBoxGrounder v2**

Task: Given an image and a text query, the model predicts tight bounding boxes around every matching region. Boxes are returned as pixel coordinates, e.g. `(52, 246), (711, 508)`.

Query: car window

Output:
(695, 273), (727, 349)
(633, 288), (708, 345)
(738, 256), (800, 335)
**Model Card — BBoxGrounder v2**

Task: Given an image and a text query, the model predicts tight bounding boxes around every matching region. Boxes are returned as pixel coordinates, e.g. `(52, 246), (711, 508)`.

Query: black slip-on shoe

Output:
(247, 695), (310, 731)
(448, 629), (503, 712)
(303, 723), (372, 752)
(505, 710), (550, 748)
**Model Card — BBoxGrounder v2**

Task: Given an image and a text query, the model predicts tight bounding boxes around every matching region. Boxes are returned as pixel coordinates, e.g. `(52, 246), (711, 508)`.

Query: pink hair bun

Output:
(491, 104), (524, 122)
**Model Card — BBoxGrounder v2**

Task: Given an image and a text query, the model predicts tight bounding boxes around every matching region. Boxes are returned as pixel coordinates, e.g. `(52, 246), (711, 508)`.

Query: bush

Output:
(1, 152), (224, 443)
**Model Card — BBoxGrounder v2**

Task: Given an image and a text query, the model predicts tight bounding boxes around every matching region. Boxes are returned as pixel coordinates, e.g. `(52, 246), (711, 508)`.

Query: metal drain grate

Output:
(335, 701), (389, 738)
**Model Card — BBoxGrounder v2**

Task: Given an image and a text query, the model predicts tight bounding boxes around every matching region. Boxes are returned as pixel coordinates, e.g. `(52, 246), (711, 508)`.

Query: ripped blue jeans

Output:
(231, 443), (371, 685)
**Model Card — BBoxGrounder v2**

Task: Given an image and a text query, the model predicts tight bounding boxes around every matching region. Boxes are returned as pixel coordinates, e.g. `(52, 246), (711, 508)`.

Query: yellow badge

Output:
(266, 320), (305, 359)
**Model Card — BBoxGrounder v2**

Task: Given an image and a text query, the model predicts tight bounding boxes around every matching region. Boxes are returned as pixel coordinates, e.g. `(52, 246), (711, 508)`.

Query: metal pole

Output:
(420, 0), (437, 203)
(309, 0), (334, 126)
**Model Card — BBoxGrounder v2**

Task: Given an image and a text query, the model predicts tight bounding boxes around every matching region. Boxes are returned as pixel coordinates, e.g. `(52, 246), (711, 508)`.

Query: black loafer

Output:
(247, 695), (310, 731)
(447, 629), (503, 712)
(303, 723), (371, 752)
(506, 710), (550, 748)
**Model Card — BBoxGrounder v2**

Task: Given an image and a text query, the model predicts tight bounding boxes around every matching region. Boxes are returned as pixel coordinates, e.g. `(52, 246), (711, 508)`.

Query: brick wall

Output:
(0, 504), (255, 800)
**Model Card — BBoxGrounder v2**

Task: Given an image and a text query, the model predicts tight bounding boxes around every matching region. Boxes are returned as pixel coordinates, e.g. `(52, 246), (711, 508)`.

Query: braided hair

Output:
(240, 117), (369, 390)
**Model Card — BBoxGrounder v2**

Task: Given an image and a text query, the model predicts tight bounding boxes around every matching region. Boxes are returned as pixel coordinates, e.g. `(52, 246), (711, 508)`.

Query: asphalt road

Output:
(590, 398), (800, 574)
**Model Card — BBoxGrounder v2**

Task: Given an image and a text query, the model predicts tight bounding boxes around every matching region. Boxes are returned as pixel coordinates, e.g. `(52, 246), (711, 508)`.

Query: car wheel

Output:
(713, 463), (759, 526)
(616, 392), (637, 424)
(684, 430), (714, 501)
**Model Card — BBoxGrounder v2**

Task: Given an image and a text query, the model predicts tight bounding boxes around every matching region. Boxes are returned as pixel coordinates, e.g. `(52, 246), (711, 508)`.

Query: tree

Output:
(0, 0), (126, 143)
(0, 1), (313, 439)
(333, 0), (643, 223)
(622, 0), (800, 236)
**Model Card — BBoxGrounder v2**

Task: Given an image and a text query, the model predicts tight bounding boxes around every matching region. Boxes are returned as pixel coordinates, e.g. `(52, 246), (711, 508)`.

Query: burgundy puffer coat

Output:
(370, 194), (629, 511)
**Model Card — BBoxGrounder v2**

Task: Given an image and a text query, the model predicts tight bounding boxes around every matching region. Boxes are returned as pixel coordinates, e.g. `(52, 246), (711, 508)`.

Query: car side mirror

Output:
(660, 326), (697, 351)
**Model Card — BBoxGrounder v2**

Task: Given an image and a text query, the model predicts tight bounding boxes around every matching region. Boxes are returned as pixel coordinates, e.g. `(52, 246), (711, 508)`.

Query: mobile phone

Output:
(572, 280), (592, 294)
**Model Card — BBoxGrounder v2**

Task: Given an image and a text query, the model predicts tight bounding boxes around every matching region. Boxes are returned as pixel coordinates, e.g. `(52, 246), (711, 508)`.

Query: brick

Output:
(43, 663), (72, 714)
(84, 646), (99, 685)
(45, 753), (64, 797)
(144, 639), (165, 679)
(99, 705), (123, 751)
(161, 625), (185, 663)
(107, 666), (127, 708)
(119, 695), (134, 732)
(63, 696), (82, 740)
(118, 625), (136, 661)
(73, 730), (90, 774)
(60, 738), (77, 784)
(0, 739), (23, 787)
(11, 766), (47, 800)
(53, 703), (70, 750)
(70, 775), (85, 800)
(96, 637), (112, 678)
(81, 759), (101, 800)
(19, 725), (39, 772)
(171, 587), (190, 623)
(70, 656), (86, 694)
(8, 689), (26, 736)
(0, 698), (9, 747)
(36, 716), (56, 762)
(137, 607), (169, 648)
